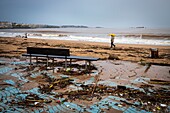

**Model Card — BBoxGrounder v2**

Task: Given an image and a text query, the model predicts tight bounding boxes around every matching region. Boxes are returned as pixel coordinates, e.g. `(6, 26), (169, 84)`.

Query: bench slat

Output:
(68, 56), (99, 61)
(22, 54), (99, 61)
(27, 47), (70, 56)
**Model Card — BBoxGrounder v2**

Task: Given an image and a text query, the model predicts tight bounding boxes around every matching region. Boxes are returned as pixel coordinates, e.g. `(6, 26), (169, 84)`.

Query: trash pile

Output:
(0, 59), (170, 113)
(57, 63), (98, 75)
(41, 78), (170, 112)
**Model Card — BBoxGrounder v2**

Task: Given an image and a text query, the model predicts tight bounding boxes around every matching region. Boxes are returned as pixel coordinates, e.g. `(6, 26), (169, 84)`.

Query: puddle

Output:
(11, 73), (29, 83)
(131, 77), (150, 84)
(84, 77), (95, 85)
(10, 61), (29, 65)
(0, 67), (13, 74)
(4, 79), (16, 85)
(98, 81), (117, 87)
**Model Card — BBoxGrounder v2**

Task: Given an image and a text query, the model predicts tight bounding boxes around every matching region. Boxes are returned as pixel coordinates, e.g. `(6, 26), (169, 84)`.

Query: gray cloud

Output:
(0, 0), (170, 28)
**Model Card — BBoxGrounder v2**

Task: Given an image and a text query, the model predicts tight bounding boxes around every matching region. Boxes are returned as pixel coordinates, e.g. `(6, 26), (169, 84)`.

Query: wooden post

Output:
(150, 48), (159, 58)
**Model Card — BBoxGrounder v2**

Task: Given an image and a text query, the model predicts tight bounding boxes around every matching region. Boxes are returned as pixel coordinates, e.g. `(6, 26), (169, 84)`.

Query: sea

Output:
(0, 28), (170, 46)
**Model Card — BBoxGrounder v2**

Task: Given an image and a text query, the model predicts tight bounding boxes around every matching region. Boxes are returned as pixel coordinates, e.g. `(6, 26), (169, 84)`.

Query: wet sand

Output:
(0, 36), (170, 65)
(0, 36), (170, 112)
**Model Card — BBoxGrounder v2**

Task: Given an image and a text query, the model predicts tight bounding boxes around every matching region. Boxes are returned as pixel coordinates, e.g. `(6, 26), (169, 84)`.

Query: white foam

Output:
(0, 32), (169, 46)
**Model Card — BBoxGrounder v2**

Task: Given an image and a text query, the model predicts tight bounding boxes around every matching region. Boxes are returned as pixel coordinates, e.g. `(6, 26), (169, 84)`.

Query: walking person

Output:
(25, 33), (28, 38)
(110, 34), (116, 48)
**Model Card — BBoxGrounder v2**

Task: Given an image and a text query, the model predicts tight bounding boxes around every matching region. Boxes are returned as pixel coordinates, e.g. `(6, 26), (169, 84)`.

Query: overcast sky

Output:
(0, 0), (170, 28)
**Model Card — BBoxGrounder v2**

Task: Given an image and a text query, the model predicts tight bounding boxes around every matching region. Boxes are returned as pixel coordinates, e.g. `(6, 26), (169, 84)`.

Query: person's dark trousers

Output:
(111, 42), (115, 48)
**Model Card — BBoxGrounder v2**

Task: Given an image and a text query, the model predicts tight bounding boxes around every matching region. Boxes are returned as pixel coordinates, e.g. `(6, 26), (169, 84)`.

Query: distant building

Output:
(0, 22), (12, 29)
(0, 21), (88, 29)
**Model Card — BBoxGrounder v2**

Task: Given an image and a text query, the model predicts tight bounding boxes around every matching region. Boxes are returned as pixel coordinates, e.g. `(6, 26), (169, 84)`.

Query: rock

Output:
(85, 50), (94, 52)
(117, 85), (126, 90)
(108, 54), (119, 60)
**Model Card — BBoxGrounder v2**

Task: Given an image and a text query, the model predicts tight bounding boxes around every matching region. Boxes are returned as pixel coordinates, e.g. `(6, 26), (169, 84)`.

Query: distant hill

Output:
(0, 21), (89, 29)
(60, 25), (88, 28)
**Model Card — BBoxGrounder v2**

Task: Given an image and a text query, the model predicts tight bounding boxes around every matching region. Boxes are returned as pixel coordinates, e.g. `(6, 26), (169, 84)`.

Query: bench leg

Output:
(85, 61), (88, 70)
(89, 61), (91, 69)
(46, 57), (49, 69)
(70, 59), (72, 67)
(65, 59), (67, 70)
(85, 61), (91, 71)
(36, 57), (38, 65)
(29, 56), (32, 65)
(52, 58), (54, 73)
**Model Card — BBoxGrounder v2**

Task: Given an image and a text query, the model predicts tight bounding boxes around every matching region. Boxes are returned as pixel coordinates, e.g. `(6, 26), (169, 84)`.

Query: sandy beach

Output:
(0, 36), (170, 64)
(1, 0), (170, 112)
(0, 36), (170, 113)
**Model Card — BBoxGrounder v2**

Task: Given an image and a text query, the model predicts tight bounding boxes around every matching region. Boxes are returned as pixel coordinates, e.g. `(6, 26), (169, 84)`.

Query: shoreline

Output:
(1, 36), (170, 47)
(0, 28), (170, 46)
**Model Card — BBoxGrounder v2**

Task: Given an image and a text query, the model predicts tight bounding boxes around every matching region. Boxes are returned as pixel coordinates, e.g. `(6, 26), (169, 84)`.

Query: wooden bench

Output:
(22, 47), (99, 70)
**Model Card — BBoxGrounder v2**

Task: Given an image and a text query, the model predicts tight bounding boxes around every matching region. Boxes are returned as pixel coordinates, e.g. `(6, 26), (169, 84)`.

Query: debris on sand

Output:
(0, 58), (169, 113)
